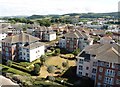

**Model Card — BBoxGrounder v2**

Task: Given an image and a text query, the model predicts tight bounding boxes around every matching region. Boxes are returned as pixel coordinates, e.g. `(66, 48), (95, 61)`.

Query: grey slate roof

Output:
(2, 33), (40, 43)
(79, 43), (120, 63)
(23, 42), (44, 49)
(35, 26), (52, 32)
(64, 29), (88, 38)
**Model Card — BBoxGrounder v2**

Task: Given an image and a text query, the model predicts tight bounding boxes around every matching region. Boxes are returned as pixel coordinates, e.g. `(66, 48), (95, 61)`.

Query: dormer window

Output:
(84, 38), (87, 40)
(24, 42), (29, 46)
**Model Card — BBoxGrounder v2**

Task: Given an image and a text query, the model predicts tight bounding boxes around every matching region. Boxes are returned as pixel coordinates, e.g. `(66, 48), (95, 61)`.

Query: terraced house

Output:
(32, 26), (56, 41)
(76, 43), (120, 87)
(59, 29), (93, 52)
(2, 33), (45, 62)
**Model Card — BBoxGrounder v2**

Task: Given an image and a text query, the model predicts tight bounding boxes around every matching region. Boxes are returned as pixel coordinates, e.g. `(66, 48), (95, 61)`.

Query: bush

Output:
(33, 64), (41, 75)
(47, 65), (56, 74)
(54, 48), (60, 56)
(72, 48), (80, 56)
(12, 64), (31, 74)
(6, 60), (12, 67)
(48, 76), (55, 82)
(62, 61), (68, 68)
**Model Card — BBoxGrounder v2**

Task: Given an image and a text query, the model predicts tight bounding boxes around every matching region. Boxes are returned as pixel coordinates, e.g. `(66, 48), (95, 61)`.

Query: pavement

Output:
(0, 75), (19, 87)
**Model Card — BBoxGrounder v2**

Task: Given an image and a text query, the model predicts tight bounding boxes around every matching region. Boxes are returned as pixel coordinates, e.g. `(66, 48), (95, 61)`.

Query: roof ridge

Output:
(111, 47), (120, 57)
(74, 32), (79, 38)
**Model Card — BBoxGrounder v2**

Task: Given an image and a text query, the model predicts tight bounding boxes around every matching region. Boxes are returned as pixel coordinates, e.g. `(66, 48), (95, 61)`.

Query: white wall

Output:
(45, 33), (56, 41)
(30, 45), (45, 62)
(0, 33), (7, 41)
(0, 33), (7, 47)
(49, 33), (56, 41)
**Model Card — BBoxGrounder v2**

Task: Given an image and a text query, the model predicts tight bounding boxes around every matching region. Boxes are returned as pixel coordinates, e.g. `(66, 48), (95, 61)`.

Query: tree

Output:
(40, 55), (46, 65)
(33, 64), (41, 75)
(62, 61), (68, 69)
(47, 65), (56, 75)
(10, 20), (16, 24)
(6, 60), (12, 67)
(54, 48), (60, 56)
(47, 76), (55, 83)
(72, 48), (80, 56)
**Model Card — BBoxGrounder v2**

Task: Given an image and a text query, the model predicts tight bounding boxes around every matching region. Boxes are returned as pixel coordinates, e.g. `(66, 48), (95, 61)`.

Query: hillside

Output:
(27, 12), (118, 19)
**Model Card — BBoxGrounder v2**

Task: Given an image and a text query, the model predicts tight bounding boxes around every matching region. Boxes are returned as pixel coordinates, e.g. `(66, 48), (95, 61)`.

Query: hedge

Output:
(0, 64), (30, 76)
(11, 64), (31, 74)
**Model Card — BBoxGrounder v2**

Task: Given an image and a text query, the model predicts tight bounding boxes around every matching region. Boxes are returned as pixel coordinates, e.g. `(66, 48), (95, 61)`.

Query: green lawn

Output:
(39, 56), (76, 78)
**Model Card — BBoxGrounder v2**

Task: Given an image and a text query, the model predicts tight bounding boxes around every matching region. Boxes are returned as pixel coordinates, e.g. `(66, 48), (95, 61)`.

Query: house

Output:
(2, 33), (45, 62)
(76, 43), (120, 86)
(99, 36), (115, 44)
(0, 24), (23, 36)
(33, 26), (56, 41)
(43, 32), (56, 41)
(26, 24), (39, 34)
(59, 29), (93, 52)
(0, 29), (7, 48)
(89, 29), (106, 37)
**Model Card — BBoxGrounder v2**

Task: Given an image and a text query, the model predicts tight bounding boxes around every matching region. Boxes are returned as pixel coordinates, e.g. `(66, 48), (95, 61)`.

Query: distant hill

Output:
(27, 12), (118, 19)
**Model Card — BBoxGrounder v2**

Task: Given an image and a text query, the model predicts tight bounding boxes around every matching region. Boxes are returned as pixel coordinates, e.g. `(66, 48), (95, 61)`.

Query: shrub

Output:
(72, 48), (80, 56)
(47, 76), (55, 82)
(6, 60), (12, 67)
(12, 64), (30, 72)
(33, 64), (41, 75)
(47, 65), (56, 74)
(54, 48), (60, 56)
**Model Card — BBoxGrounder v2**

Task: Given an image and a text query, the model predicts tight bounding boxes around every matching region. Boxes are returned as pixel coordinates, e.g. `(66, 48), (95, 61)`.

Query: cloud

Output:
(0, 0), (119, 16)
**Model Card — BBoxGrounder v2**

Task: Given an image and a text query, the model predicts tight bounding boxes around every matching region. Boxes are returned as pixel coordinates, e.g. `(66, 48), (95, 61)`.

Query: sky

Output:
(0, 0), (119, 16)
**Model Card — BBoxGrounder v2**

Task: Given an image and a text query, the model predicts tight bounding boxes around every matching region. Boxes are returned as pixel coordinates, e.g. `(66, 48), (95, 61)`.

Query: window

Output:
(5, 47), (8, 51)
(117, 71), (120, 76)
(27, 49), (29, 52)
(86, 73), (88, 76)
(98, 75), (102, 80)
(116, 79), (120, 84)
(19, 52), (22, 55)
(79, 65), (83, 70)
(97, 83), (101, 86)
(79, 71), (82, 76)
(92, 68), (97, 73)
(91, 75), (96, 80)
(19, 48), (21, 50)
(79, 59), (83, 64)
(86, 67), (89, 70)
(105, 62), (110, 68)
(27, 54), (29, 57)
(92, 55), (96, 57)
(27, 58), (30, 61)
(99, 67), (103, 72)
(98, 62), (104, 67)
(93, 62), (97, 66)
(105, 69), (115, 77)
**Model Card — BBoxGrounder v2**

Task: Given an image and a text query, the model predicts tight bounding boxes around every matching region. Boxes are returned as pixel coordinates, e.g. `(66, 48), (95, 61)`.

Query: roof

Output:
(78, 43), (120, 63)
(64, 29), (88, 38)
(23, 42), (44, 50)
(2, 33), (40, 43)
(100, 36), (112, 40)
(35, 26), (52, 32)
(90, 30), (105, 35)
